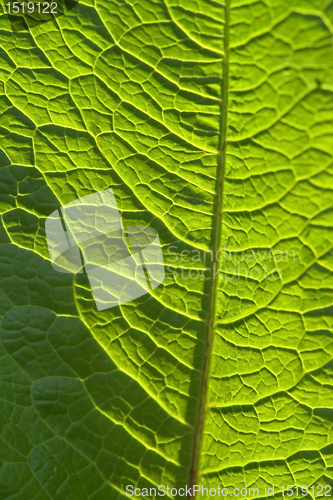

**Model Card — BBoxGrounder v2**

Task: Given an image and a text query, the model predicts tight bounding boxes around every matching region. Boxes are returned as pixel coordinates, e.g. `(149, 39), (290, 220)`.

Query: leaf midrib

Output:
(188, 1), (230, 497)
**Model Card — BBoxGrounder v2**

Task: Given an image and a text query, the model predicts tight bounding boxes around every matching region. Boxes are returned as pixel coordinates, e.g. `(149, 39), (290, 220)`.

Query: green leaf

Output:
(1, 0), (333, 498)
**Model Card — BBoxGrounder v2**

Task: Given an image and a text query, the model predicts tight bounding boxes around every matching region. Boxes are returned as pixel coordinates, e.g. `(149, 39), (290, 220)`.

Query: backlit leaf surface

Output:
(0, 0), (333, 498)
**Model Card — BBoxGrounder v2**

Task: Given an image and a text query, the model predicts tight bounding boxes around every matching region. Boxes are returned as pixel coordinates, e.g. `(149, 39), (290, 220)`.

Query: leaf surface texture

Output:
(0, 0), (333, 498)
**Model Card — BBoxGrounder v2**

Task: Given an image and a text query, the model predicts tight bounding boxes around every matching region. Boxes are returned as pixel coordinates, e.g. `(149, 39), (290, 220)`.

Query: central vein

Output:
(187, 1), (230, 497)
